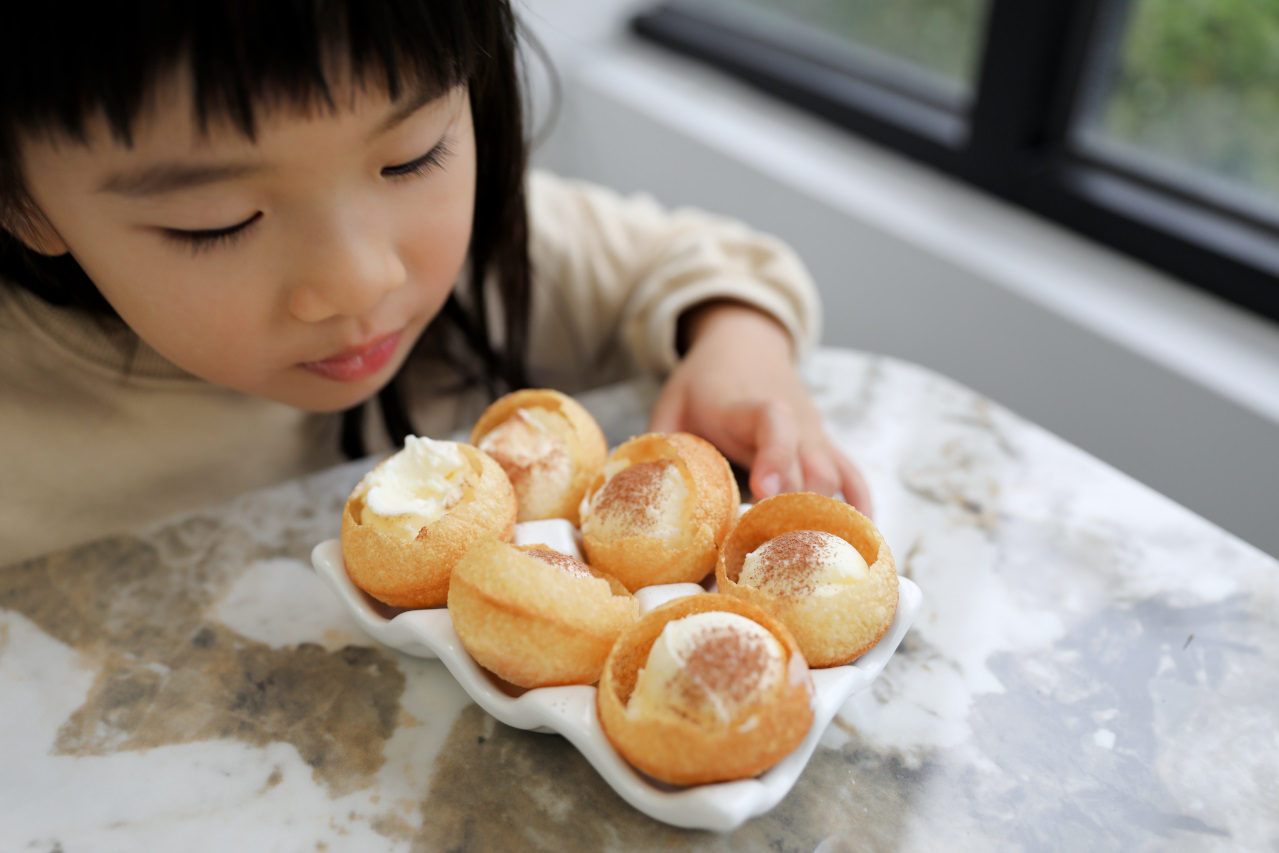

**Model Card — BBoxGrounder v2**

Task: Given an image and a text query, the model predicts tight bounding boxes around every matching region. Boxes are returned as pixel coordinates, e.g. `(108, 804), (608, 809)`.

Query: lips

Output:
(301, 330), (403, 382)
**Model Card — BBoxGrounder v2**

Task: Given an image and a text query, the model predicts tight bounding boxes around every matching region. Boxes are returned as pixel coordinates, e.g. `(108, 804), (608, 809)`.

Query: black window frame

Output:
(632, 0), (1279, 325)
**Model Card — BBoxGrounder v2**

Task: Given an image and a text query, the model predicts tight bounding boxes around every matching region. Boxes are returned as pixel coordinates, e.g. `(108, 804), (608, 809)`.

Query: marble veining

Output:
(2, 348), (1276, 852)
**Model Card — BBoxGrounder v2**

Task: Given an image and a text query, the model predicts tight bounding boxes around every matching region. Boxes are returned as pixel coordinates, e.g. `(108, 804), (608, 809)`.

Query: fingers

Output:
(646, 378), (687, 434)
(647, 378), (875, 514)
(750, 406), (875, 516)
(797, 443), (841, 498)
(748, 401), (801, 500)
(794, 440), (872, 516)
(834, 452), (874, 519)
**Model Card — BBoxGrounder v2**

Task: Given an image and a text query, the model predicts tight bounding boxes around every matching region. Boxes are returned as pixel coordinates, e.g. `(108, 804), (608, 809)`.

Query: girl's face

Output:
(17, 72), (476, 412)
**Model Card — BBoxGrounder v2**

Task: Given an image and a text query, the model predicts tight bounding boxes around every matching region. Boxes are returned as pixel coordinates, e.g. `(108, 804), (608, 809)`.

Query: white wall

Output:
(519, 1), (1279, 558)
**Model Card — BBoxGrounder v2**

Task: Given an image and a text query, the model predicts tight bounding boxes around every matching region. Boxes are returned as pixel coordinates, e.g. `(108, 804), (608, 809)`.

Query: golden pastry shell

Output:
(581, 432), (740, 591)
(715, 492), (897, 668)
(447, 540), (639, 688)
(597, 593), (813, 787)
(468, 388), (608, 526)
(341, 443), (517, 609)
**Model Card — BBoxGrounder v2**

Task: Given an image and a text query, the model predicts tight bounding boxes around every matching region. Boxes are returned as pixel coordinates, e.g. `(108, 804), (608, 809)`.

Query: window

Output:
(634, 0), (1279, 324)
(1076, 1), (1279, 216)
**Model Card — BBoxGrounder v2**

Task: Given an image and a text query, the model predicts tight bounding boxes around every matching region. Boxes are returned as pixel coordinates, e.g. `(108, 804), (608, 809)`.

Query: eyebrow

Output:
(98, 162), (264, 197)
(97, 84), (454, 197)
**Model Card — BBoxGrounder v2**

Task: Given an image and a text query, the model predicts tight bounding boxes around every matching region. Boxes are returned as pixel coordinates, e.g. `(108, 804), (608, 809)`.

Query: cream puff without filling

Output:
(448, 540), (638, 688)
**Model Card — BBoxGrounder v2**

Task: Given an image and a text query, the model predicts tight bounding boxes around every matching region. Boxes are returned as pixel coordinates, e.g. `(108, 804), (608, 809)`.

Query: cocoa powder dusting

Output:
(594, 461), (674, 529)
(755, 530), (841, 596)
(526, 549), (593, 580)
(682, 625), (771, 707)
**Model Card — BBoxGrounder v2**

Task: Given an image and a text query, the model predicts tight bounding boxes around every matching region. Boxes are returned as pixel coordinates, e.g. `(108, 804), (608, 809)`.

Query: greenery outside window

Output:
(1076, 1), (1279, 221)
(716, 0), (988, 101)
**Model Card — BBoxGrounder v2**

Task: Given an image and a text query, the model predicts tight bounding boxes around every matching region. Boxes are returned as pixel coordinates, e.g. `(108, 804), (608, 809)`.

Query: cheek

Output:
(93, 255), (279, 384)
(400, 173), (476, 302)
(414, 214), (472, 284)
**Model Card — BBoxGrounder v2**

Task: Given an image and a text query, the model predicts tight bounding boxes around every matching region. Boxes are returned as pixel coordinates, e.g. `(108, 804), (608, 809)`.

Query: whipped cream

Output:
(357, 436), (468, 537)
(627, 611), (784, 726)
(478, 407), (573, 519)
(581, 459), (687, 542)
(739, 530), (869, 597)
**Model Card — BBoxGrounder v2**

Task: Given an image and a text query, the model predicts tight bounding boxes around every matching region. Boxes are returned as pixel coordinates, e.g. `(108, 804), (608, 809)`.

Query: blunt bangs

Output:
(2, 1), (490, 146)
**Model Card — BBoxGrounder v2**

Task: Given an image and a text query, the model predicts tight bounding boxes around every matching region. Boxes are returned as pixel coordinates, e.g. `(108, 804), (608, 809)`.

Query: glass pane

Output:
(710, 0), (991, 100)
(1078, 0), (1279, 213)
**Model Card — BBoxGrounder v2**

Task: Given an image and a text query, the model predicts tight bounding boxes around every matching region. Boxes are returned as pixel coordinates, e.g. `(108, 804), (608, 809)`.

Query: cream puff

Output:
(447, 540), (638, 688)
(716, 493), (897, 667)
(341, 435), (517, 609)
(469, 388), (607, 526)
(579, 432), (739, 591)
(597, 594), (813, 786)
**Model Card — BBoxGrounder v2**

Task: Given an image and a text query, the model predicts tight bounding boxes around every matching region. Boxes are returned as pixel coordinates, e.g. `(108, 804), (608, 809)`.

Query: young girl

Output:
(0, 0), (870, 566)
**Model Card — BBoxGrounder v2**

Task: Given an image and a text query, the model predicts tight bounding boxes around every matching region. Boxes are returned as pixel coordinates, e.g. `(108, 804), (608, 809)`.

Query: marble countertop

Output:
(2, 348), (1276, 852)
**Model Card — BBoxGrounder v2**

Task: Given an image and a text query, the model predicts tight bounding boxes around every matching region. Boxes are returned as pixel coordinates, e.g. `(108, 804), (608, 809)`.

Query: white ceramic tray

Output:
(311, 520), (920, 832)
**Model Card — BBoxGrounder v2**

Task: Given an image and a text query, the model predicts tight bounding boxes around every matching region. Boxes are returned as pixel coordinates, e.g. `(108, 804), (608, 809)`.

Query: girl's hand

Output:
(648, 301), (873, 516)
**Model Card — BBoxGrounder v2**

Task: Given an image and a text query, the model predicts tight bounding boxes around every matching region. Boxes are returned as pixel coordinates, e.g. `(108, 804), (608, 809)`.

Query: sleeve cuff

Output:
(636, 276), (821, 377)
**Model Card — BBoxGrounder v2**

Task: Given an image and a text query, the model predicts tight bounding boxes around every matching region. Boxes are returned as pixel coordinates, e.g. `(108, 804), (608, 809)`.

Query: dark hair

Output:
(0, 0), (531, 454)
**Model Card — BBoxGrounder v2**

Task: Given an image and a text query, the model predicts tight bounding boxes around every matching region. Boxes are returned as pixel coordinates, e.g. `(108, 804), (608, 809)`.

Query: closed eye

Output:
(382, 137), (453, 179)
(162, 211), (262, 253)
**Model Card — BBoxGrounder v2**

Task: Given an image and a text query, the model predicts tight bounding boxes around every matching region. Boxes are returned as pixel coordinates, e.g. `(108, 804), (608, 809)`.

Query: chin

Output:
(264, 370), (393, 413)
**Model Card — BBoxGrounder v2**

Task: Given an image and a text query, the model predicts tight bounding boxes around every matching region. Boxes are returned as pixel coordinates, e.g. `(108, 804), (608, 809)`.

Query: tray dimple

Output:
(311, 524), (921, 832)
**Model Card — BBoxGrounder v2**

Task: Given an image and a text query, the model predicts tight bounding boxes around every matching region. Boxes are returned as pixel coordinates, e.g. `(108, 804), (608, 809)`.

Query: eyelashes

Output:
(163, 136), (454, 253)
(162, 212), (262, 253)
(380, 137), (454, 180)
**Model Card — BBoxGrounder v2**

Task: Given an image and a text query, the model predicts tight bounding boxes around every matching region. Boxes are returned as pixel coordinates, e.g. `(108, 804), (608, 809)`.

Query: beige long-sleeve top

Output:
(0, 171), (819, 565)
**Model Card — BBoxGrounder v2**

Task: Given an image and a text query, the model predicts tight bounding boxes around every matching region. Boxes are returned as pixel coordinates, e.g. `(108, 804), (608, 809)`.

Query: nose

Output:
(287, 214), (407, 323)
